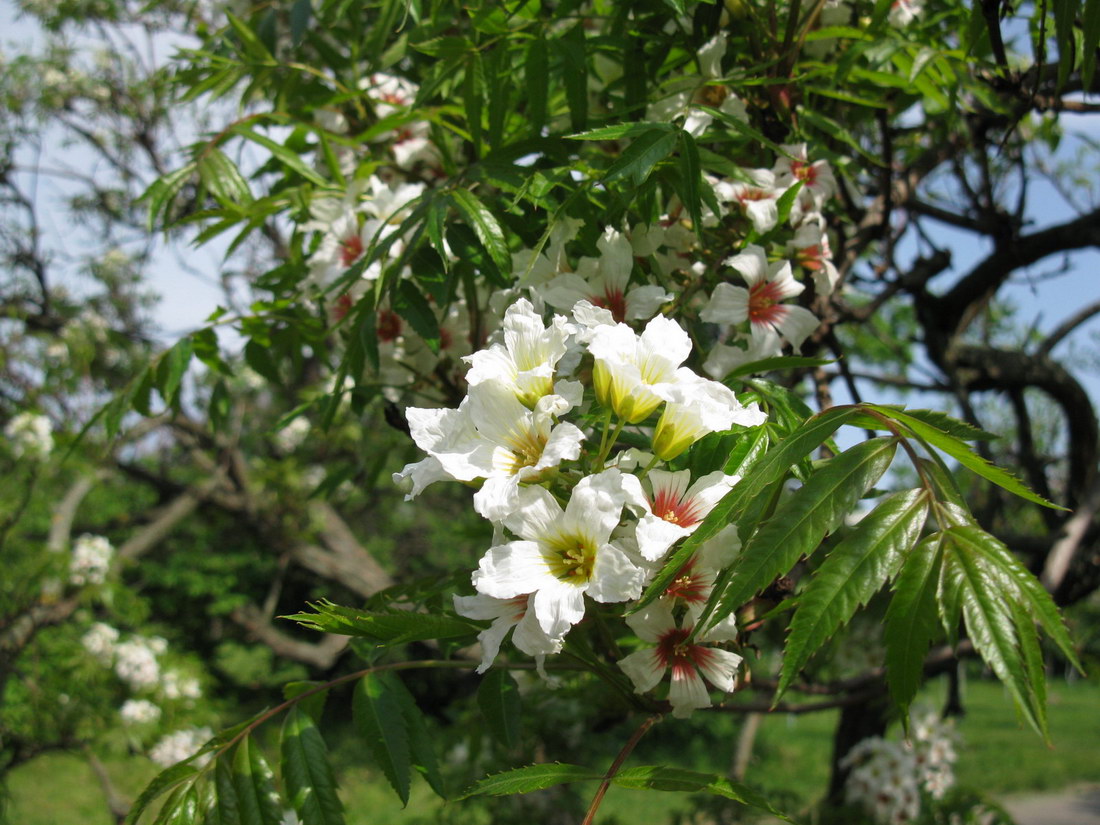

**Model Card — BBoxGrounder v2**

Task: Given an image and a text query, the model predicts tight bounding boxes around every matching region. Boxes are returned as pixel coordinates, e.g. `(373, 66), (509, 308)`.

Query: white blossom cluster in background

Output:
(842, 711), (959, 824)
(4, 411), (53, 459)
(120, 698), (162, 725)
(81, 624), (202, 701)
(69, 534), (114, 586)
(148, 726), (214, 768)
(395, 296), (770, 716)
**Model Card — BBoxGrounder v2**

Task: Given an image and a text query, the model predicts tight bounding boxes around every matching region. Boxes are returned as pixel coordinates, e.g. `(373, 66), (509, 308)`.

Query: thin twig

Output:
(581, 715), (663, 825)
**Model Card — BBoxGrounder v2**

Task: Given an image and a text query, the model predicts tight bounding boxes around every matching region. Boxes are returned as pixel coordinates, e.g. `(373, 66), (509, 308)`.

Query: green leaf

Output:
(281, 707), (345, 825)
(602, 127), (679, 185)
(232, 737), (283, 825)
(524, 36), (549, 135)
(876, 408), (997, 441)
(884, 532), (945, 714)
(284, 600), (480, 645)
(773, 181), (803, 228)
(141, 162), (196, 231)
(940, 528), (1048, 738)
(478, 669), (522, 748)
(230, 125), (328, 187)
(450, 189), (511, 275)
(383, 671), (447, 799)
(125, 762), (199, 825)
(945, 526), (1082, 674)
(1083, 0), (1100, 90)
(677, 130), (704, 236)
(778, 488), (930, 698)
(156, 337), (193, 406)
(867, 405), (1062, 509)
(566, 123), (676, 141)
(197, 148), (253, 208)
(204, 755), (240, 825)
(154, 782), (200, 825)
(354, 674), (411, 805)
(728, 356), (834, 378)
(635, 407), (860, 613)
(458, 764), (603, 799)
(610, 767), (796, 822)
(393, 280), (440, 351)
(558, 23), (588, 132)
(289, 0), (311, 46)
(708, 436), (899, 634)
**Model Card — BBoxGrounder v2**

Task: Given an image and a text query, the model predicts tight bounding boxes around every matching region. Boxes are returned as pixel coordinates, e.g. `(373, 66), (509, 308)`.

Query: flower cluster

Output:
(120, 698), (162, 725)
(81, 624), (203, 701)
(4, 411), (53, 459)
(69, 533), (114, 586)
(842, 712), (958, 824)
(396, 297), (766, 715)
(149, 726), (214, 768)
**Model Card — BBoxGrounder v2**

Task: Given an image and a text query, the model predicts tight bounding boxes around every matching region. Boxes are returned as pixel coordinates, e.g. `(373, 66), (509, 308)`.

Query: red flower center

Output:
(747, 279), (787, 325)
(651, 488), (704, 527)
(664, 558), (709, 604)
(593, 287), (628, 323)
(790, 160), (818, 186)
(656, 627), (715, 678)
(340, 235), (364, 267)
(378, 309), (403, 342)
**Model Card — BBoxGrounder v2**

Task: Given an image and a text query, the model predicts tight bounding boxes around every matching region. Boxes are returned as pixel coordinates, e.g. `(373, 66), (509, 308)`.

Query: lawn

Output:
(4, 677), (1097, 824)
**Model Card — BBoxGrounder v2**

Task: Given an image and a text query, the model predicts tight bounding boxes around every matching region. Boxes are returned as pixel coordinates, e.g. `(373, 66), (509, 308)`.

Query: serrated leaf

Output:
(125, 762), (199, 825)
(678, 130), (704, 236)
(610, 767), (795, 822)
(867, 405), (1062, 509)
(940, 529), (1047, 738)
(635, 407), (860, 613)
(197, 148), (253, 208)
(566, 123), (676, 141)
(393, 280), (440, 351)
(354, 674), (411, 805)
(458, 764), (602, 799)
(450, 189), (511, 275)
(478, 669), (522, 748)
(281, 706), (345, 825)
(283, 681), (328, 724)
(154, 782), (200, 825)
(878, 408), (997, 441)
(231, 125), (328, 187)
(945, 526), (1082, 674)
(156, 337), (193, 406)
(602, 127), (679, 185)
(284, 600), (480, 645)
(708, 436), (899, 634)
(778, 488), (930, 698)
(884, 532), (945, 713)
(383, 671), (447, 799)
(558, 23), (587, 131)
(232, 737), (283, 825)
(205, 754), (241, 825)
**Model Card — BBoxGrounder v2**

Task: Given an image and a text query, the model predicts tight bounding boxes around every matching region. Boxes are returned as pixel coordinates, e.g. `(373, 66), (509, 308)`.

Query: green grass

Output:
(4, 678), (1098, 825)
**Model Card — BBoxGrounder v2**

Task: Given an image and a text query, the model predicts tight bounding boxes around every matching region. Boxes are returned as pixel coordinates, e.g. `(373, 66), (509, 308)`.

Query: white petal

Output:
(473, 541), (550, 600)
(512, 604), (565, 657)
(532, 579), (587, 637)
(700, 283), (749, 325)
(771, 304), (820, 352)
(624, 285), (674, 321)
(635, 514), (690, 561)
(624, 600), (677, 643)
(619, 649), (667, 694)
(696, 647), (743, 692)
(503, 486), (564, 542)
(587, 543), (646, 603)
(668, 667), (712, 717)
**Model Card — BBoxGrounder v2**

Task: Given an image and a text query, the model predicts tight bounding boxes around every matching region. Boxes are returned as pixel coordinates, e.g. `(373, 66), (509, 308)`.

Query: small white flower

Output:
(630, 470), (741, 562)
(453, 593), (563, 673)
(148, 727), (213, 768)
(114, 638), (161, 691)
(120, 699), (162, 725)
(714, 170), (784, 234)
(618, 600), (743, 718)
(652, 375), (767, 461)
(472, 469), (647, 639)
(4, 412), (53, 459)
(69, 534), (114, 586)
(701, 245), (819, 352)
(82, 622), (119, 665)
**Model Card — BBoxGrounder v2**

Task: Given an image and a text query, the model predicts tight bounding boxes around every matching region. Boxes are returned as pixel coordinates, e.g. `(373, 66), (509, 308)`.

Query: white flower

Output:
(69, 534), (113, 586)
(789, 220), (840, 296)
(537, 227), (672, 323)
(701, 245), (819, 352)
(114, 638), (161, 691)
(630, 470), (740, 562)
(888, 0), (923, 26)
(82, 622), (119, 665)
(645, 34), (747, 137)
(702, 330), (784, 380)
(4, 412), (53, 459)
(453, 593), (563, 673)
(652, 375), (767, 461)
(618, 600), (742, 717)
(588, 315), (693, 423)
(120, 699), (161, 725)
(464, 299), (575, 407)
(773, 144), (837, 212)
(713, 169), (784, 234)
(162, 670), (202, 700)
(148, 727), (213, 768)
(472, 469), (647, 639)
